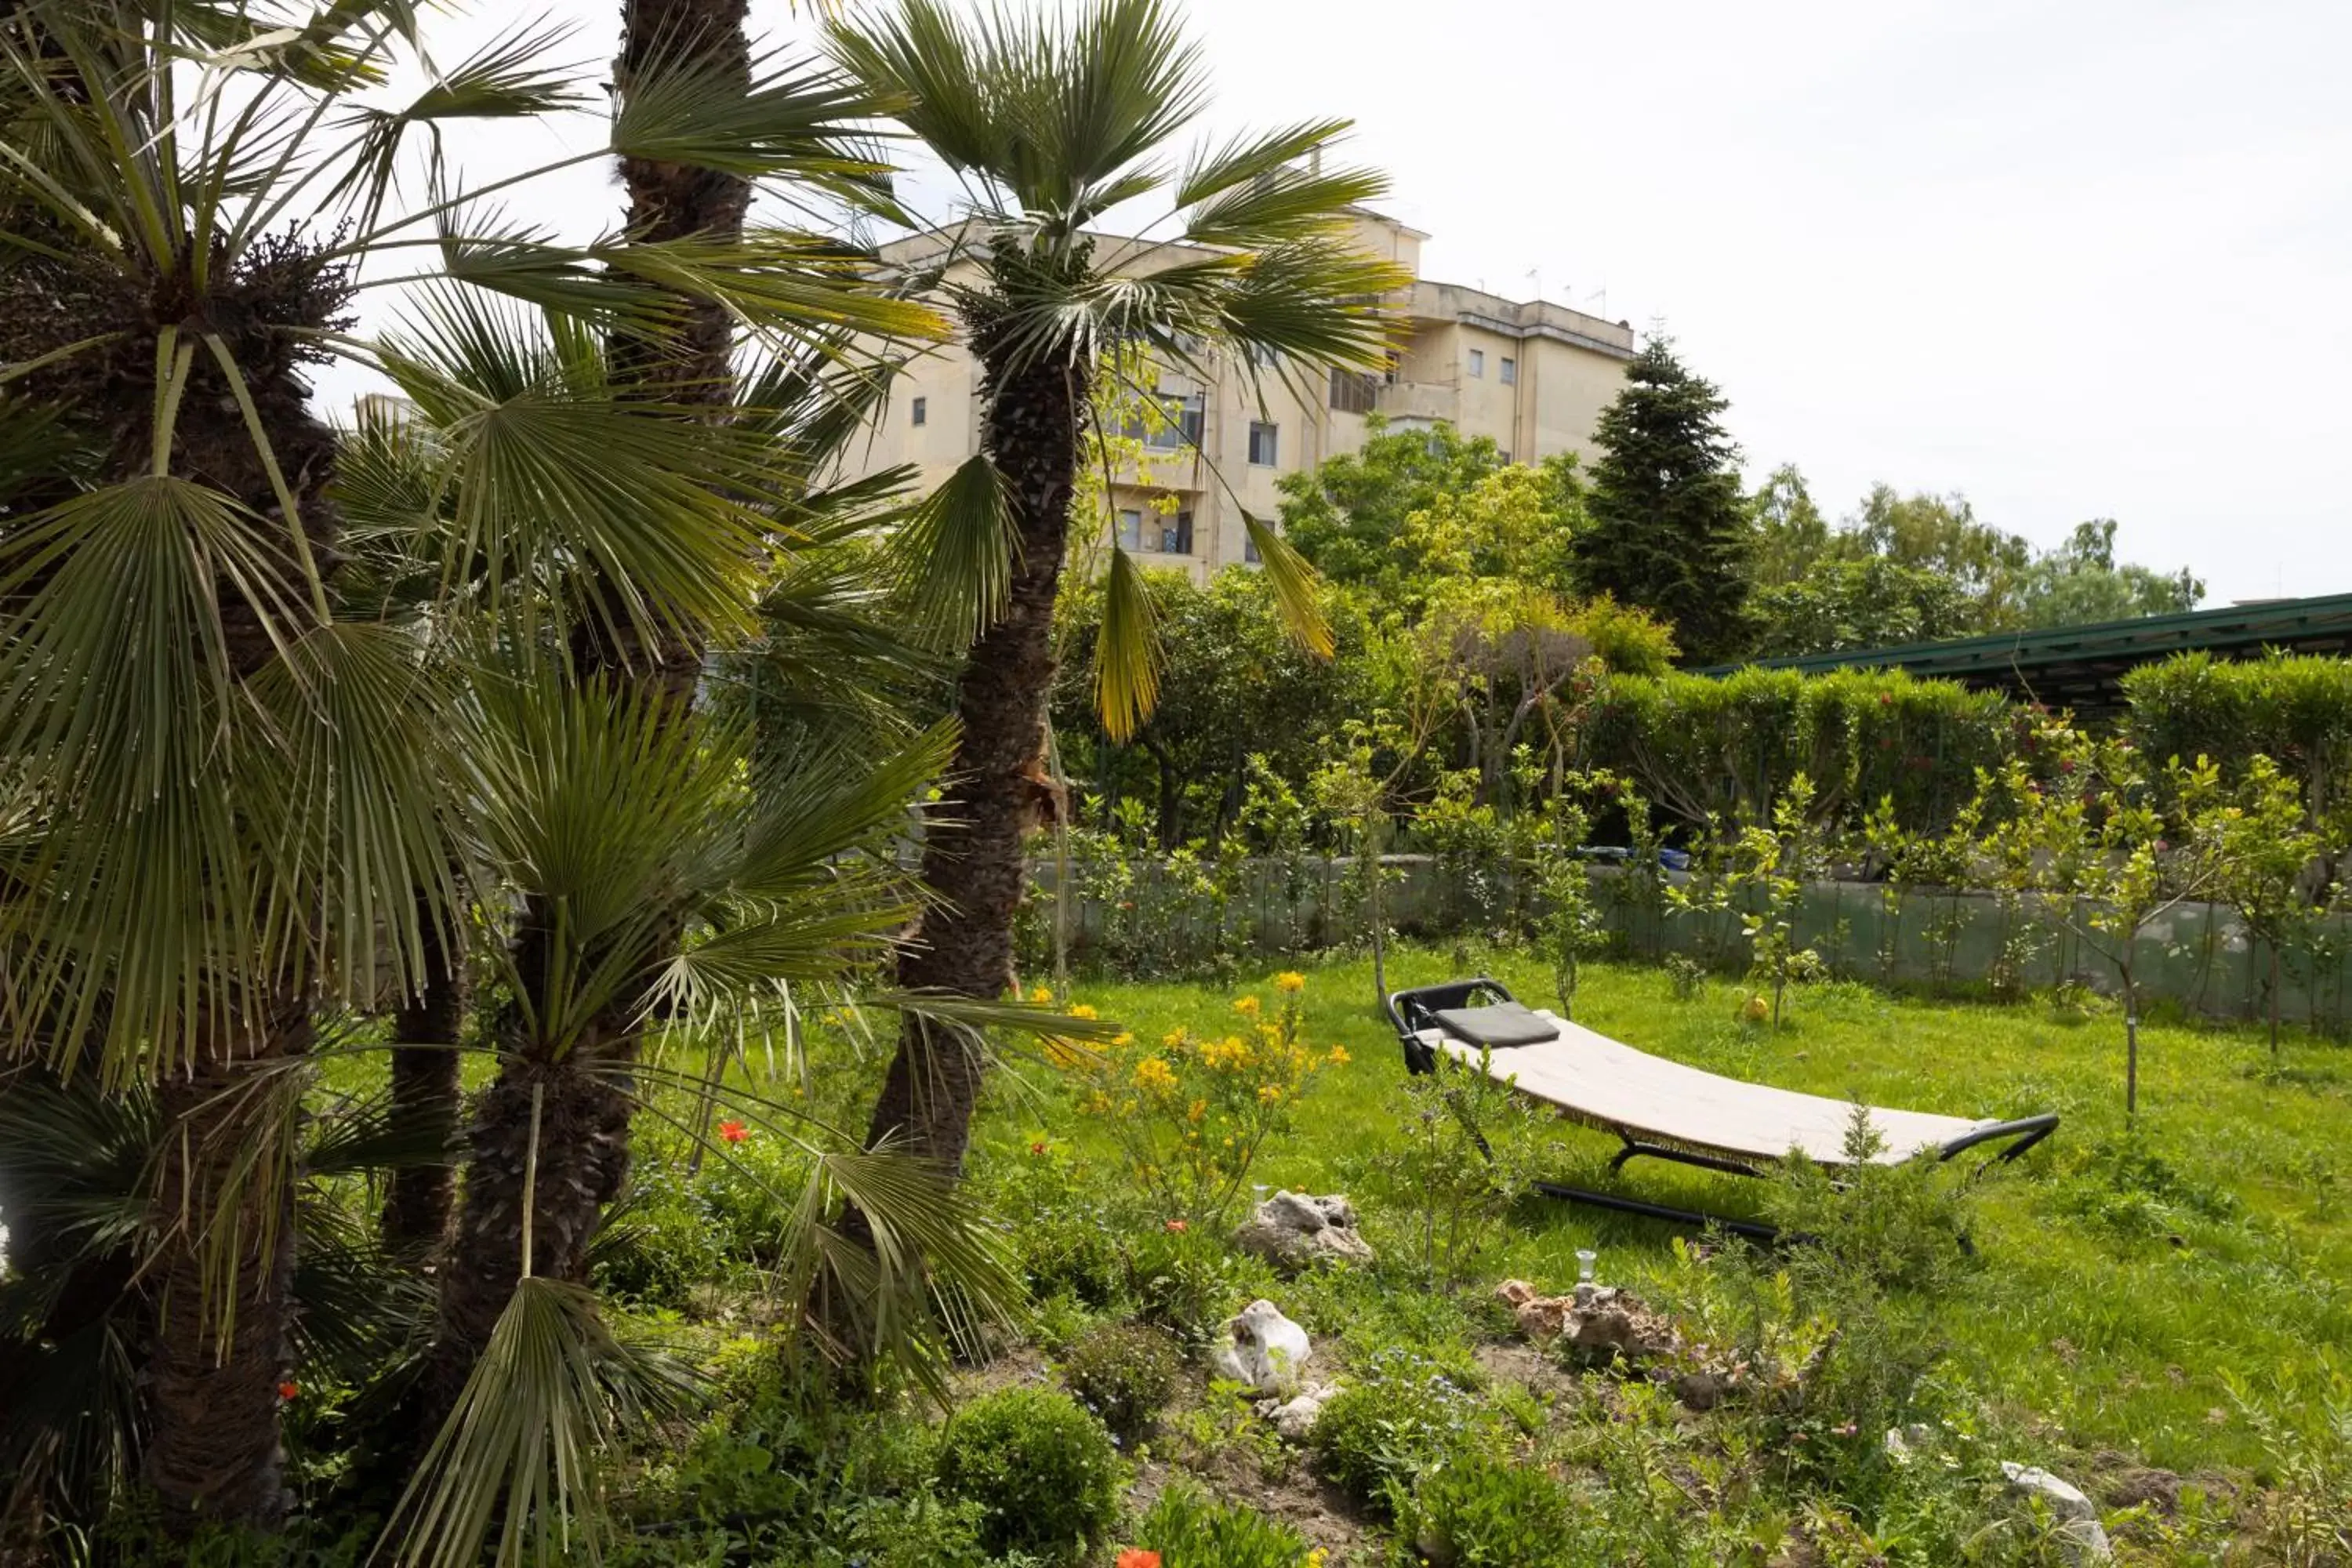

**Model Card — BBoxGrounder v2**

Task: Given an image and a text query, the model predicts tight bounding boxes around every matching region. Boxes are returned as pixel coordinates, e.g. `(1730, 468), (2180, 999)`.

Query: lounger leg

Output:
(1532, 1181), (1780, 1245)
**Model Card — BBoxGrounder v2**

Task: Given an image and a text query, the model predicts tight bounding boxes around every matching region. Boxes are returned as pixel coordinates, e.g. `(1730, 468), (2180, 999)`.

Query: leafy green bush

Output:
(934, 1387), (1121, 1565)
(2124, 650), (2352, 817)
(1310, 1349), (1499, 1513)
(1586, 665), (2013, 834)
(1058, 1319), (1182, 1443)
(590, 1176), (724, 1308)
(1129, 1479), (1315, 1568)
(1391, 1452), (1587, 1567)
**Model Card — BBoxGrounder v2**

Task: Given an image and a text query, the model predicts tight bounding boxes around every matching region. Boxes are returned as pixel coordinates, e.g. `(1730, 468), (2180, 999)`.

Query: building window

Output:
(1138, 391), (1203, 450)
(1116, 509), (1142, 550)
(1383, 351), (1401, 386)
(1499, 356), (1516, 385)
(1467, 348), (1485, 378)
(1497, 450), (1512, 464)
(1328, 368), (1377, 414)
(910, 395), (927, 426)
(1244, 530), (1262, 564)
(1248, 421), (1279, 466)
(1160, 511), (1194, 554)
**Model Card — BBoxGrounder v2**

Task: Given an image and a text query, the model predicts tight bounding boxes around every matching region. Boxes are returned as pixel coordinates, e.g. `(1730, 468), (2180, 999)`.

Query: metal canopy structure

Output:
(1704, 592), (2352, 713)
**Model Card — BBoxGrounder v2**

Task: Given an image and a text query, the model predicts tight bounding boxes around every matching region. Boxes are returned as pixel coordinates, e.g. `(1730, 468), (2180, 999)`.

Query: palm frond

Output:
(1093, 545), (1163, 742)
(885, 452), (1017, 650)
(1241, 511), (1334, 659)
(380, 1277), (695, 1568)
(609, 46), (896, 201)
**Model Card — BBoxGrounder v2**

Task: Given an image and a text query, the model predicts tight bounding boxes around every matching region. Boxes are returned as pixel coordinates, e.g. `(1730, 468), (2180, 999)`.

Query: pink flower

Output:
(1164, 1218), (1189, 1233)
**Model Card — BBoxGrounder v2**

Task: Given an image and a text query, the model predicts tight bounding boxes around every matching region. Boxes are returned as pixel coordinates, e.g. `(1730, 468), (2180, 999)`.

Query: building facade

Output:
(837, 211), (1637, 583)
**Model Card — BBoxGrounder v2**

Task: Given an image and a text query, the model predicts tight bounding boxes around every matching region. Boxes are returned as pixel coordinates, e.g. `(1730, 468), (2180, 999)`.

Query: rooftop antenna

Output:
(1582, 284), (1608, 317)
(1525, 266), (1542, 303)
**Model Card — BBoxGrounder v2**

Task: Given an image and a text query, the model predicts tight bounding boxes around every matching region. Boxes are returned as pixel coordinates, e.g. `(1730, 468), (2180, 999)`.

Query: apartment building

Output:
(838, 209), (1637, 583)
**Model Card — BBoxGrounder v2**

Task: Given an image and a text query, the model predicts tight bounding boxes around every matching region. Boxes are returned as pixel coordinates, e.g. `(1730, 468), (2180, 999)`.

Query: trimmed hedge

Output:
(2123, 652), (2352, 822)
(1583, 666), (2014, 832)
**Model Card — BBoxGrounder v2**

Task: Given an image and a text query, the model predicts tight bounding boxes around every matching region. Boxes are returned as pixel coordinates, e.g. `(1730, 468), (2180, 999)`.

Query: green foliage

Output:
(1278, 418), (1513, 593)
(2014, 518), (2203, 626)
(1748, 556), (1976, 657)
(1566, 337), (1755, 665)
(1730, 774), (1828, 1027)
(1309, 1349), (1501, 1512)
(1762, 1107), (1977, 1298)
(933, 1388), (1122, 1565)
(1388, 1453), (1585, 1567)
(1586, 666), (2013, 833)
(2125, 650), (2352, 827)
(1363, 1051), (1555, 1287)
(1058, 1321), (1182, 1443)
(1129, 1479), (1316, 1568)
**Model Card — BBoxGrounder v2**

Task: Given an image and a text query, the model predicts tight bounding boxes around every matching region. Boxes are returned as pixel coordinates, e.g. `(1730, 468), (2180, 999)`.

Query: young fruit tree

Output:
(1993, 726), (2219, 1116)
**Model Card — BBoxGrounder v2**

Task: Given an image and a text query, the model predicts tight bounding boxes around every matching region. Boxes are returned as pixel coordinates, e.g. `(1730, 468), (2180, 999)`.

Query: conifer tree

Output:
(1568, 337), (1755, 662)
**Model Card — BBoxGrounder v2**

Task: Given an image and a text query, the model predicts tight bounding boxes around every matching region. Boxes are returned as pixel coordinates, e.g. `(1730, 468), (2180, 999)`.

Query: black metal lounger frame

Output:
(1386, 977), (2060, 1243)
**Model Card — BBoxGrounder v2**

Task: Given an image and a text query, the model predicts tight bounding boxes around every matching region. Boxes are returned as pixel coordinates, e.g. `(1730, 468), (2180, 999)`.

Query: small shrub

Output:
(1392, 1452), (1587, 1568)
(1762, 1105), (1974, 1296)
(590, 1174), (724, 1308)
(1363, 1048), (1557, 1287)
(1059, 1320), (1181, 1443)
(1310, 1349), (1499, 1513)
(1129, 1479), (1315, 1568)
(1664, 952), (1706, 1001)
(935, 1388), (1121, 1565)
(1069, 976), (1345, 1226)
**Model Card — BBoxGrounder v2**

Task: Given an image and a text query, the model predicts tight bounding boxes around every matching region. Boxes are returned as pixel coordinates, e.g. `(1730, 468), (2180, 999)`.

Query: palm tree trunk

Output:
(859, 346), (1089, 1179)
(423, 0), (750, 1416)
(142, 997), (310, 1532)
(382, 904), (464, 1256)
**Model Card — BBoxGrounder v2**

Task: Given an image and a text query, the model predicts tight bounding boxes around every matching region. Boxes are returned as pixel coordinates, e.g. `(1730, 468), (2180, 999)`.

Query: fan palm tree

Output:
(0, 0), (927, 1530)
(822, 0), (1403, 1182)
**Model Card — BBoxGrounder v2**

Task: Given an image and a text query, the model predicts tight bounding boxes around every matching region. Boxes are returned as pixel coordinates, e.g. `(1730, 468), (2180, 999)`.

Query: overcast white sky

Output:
(350, 0), (2352, 604)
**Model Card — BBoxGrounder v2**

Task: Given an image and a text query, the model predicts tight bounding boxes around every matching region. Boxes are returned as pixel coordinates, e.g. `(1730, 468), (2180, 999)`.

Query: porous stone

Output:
(2001, 1461), (2114, 1563)
(1261, 1381), (1338, 1441)
(1209, 1298), (1313, 1396)
(1232, 1191), (1375, 1272)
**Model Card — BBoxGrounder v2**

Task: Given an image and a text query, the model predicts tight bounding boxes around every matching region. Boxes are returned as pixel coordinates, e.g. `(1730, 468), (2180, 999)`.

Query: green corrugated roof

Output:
(1699, 591), (2352, 709)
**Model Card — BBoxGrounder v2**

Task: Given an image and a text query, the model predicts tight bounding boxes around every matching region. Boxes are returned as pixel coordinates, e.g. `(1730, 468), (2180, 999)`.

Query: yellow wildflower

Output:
(1029, 985), (1054, 1004)
(1257, 1083), (1283, 1104)
(1275, 971), (1306, 993)
(1067, 1002), (1099, 1020)
(1131, 1057), (1177, 1093)
(1112, 1031), (1134, 1047)
(1232, 994), (1261, 1018)
(1327, 1044), (1352, 1065)
(1163, 1028), (1188, 1047)
(1188, 1098), (1207, 1123)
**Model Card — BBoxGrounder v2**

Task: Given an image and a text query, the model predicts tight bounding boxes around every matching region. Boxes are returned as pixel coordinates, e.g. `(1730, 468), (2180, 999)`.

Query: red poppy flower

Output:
(718, 1119), (749, 1145)
(278, 1381), (299, 1402)
(1117, 1552), (1162, 1568)
(1163, 1218), (1188, 1233)
(1031, 1141), (1050, 1156)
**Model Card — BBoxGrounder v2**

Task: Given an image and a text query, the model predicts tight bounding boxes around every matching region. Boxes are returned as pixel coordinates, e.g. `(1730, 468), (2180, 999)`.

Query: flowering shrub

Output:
(1073, 974), (1345, 1226)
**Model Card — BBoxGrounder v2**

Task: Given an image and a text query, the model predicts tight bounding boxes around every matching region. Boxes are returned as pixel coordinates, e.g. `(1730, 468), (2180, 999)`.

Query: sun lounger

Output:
(1385, 977), (2059, 1240)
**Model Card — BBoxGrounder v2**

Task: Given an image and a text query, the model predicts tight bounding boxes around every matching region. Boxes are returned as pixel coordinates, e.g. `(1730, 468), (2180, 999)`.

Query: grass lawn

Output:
(969, 944), (2352, 1475)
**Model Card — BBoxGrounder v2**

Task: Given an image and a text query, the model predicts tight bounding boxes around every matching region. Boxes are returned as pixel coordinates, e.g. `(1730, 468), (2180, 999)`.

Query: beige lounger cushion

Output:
(1418, 1009), (1994, 1167)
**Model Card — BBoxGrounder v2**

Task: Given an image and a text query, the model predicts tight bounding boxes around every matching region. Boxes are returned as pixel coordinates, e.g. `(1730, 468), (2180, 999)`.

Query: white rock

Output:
(1211, 1298), (1313, 1396)
(1231, 1192), (1375, 1272)
(2001, 1461), (2113, 1563)
(1265, 1382), (1337, 1442)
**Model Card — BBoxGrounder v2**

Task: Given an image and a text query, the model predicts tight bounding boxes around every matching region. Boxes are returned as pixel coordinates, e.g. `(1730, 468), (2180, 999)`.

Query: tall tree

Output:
(1278, 416), (1509, 591)
(1566, 337), (1755, 664)
(823, 0), (1399, 1192)
(0, 0), (924, 1534)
